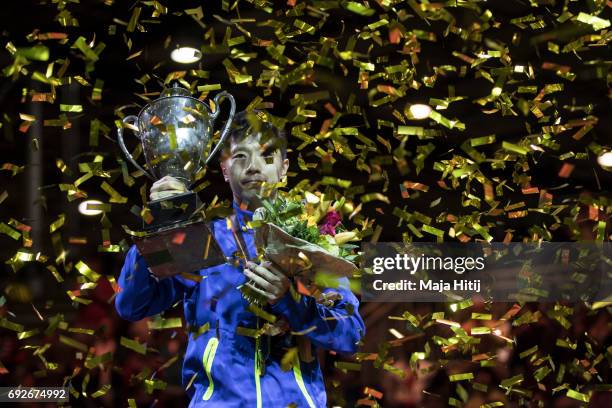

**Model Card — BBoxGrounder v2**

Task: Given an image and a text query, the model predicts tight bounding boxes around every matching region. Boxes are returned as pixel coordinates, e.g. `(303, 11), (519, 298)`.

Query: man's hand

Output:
(150, 175), (188, 201)
(243, 260), (290, 304)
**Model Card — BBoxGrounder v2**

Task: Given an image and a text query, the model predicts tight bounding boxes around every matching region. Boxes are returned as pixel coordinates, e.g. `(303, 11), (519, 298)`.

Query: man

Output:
(115, 111), (365, 407)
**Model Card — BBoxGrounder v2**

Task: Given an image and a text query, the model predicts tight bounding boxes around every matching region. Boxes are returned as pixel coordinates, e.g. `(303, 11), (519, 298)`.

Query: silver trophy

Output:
(118, 84), (236, 231)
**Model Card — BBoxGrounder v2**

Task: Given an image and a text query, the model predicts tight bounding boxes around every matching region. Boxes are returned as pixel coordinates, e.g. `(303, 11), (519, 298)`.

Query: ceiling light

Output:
(408, 104), (432, 120)
(78, 200), (104, 216)
(170, 47), (202, 64)
(597, 150), (612, 171)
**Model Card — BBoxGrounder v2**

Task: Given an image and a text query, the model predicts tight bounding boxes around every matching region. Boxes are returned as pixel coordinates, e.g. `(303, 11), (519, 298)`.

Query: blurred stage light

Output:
(408, 104), (432, 120)
(597, 150), (612, 171)
(78, 200), (103, 216)
(171, 47), (202, 64)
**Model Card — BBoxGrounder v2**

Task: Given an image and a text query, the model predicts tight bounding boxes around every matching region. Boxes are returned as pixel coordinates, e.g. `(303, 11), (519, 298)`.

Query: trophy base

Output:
(133, 220), (226, 278)
(144, 191), (202, 232)
(134, 192), (226, 278)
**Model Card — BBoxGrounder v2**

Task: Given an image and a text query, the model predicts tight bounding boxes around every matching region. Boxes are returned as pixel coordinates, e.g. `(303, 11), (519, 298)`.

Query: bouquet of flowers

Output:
(249, 191), (360, 284)
(241, 192), (361, 362)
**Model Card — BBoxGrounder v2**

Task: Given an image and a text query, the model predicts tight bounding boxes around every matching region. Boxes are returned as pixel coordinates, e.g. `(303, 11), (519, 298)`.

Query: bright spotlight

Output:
(408, 104), (432, 120)
(170, 47), (202, 64)
(78, 200), (104, 216)
(597, 150), (612, 171)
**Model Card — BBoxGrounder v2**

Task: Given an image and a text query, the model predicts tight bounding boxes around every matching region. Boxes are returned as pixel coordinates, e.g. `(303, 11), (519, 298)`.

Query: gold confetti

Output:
(449, 373), (474, 382)
(120, 336), (147, 355)
(0, 1), (608, 405)
(75, 261), (101, 282)
(576, 12), (610, 30)
(59, 335), (88, 352)
(147, 317), (183, 330)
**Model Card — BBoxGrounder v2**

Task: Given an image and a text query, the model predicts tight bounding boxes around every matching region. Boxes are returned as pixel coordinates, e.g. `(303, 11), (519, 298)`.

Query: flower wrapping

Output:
(254, 221), (358, 281)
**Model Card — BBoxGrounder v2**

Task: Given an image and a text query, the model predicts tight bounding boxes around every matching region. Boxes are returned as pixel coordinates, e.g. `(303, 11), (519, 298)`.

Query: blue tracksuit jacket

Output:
(115, 202), (365, 407)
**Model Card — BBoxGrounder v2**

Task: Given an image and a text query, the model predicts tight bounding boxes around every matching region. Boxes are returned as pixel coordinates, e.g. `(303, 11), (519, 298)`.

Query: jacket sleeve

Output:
(269, 277), (365, 354)
(115, 245), (189, 321)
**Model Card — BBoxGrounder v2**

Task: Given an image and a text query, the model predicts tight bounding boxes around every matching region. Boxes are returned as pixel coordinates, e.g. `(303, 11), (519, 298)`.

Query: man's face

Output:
(220, 133), (289, 210)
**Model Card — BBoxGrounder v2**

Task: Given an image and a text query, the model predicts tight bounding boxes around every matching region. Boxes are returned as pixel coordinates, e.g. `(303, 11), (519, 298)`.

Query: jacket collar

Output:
(232, 201), (254, 229)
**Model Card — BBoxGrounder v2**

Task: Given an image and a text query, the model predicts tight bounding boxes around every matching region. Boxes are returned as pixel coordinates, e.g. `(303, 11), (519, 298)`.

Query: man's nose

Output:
(245, 155), (264, 173)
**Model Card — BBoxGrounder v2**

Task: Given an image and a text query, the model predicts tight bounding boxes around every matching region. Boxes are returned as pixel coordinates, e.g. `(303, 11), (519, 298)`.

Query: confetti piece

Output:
(147, 317), (183, 330)
(0, 318), (24, 332)
(534, 366), (552, 382)
(191, 322), (210, 340)
(502, 141), (528, 156)
(248, 304), (277, 323)
(566, 389), (590, 403)
(100, 181), (128, 203)
(171, 232), (186, 245)
(519, 345), (538, 359)
(59, 104), (83, 112)
(558, 163), (574, 178)
(59, 335), (88, 352)
(290, 326), (317, 336)
(120, 336), (147, 355)
(84, 352), (113, 369)
(500, 374), (524, 388)
(91, 384), (111, 398)
(449, 373), (474, 382)
(73, 36), (99, 61)
(470, 327), (491, 335)
(334, 361), (361, 371)
(576, 12), (610, 30)
(0, 223), (21, 240)
(49, 214), (65, 233)
(75, 260), (101, 282)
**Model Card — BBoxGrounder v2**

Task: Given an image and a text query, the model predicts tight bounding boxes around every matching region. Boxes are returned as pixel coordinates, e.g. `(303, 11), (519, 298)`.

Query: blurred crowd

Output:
(1, 269), (609, 407)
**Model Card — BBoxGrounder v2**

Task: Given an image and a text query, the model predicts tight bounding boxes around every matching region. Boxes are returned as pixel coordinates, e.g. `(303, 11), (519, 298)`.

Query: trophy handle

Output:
(205, 91), (236, 165)
(117, 115), (156, 181)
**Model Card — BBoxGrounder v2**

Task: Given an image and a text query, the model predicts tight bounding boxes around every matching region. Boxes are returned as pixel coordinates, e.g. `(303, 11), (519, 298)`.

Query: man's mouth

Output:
(242, 179), (265, 187)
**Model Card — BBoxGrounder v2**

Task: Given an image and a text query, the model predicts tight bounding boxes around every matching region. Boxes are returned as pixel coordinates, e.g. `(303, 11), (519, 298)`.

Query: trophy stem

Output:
(145, 191), (202, 232)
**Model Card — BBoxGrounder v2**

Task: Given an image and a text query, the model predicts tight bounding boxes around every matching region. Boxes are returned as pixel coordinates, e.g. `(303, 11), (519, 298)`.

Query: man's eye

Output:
(232, 153), (246, 160)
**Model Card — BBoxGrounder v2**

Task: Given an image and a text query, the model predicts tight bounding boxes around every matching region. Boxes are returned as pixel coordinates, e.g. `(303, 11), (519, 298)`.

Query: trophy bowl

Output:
(117, 84), (236, 187)
(117, 84), (236, 231)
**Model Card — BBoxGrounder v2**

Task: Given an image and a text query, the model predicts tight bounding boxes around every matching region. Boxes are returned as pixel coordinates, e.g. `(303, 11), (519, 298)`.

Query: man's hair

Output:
(221, 110), (288, 160)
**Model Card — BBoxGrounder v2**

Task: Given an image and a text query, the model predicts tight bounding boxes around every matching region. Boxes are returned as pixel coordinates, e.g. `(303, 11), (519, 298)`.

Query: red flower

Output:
(319, 224), (336, 236)
(319, 210), (342, 236)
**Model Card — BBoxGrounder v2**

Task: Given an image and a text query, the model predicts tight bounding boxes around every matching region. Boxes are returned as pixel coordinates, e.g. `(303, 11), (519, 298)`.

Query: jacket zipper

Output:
(292, 353), (316, 408)
(202, 337), (219, 401)
(254, 336), (262, 408)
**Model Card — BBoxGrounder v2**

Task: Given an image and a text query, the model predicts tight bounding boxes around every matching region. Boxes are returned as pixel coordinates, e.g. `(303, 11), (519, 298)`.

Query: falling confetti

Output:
(0, 0), (609, 406)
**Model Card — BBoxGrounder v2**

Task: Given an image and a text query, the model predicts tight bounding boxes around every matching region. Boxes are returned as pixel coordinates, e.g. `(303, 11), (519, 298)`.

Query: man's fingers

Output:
(247, 261), (281, 283)
(151, 179), (186, 193)
(165, 180), (186, 191)
(244, 261), (289, 303)
(247, 261), (286, 283)
(150, 175), (188, 201)
(258, 262), (288, 286)
(152, 189), (185, 196)
(151, 176), (170, 191)
(244, 268), (275, 292)
(245, 282), (274, 300)
(151, 176), (186, 190)
(150, 189), (185, 201)
(265, 262), (286, 279)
